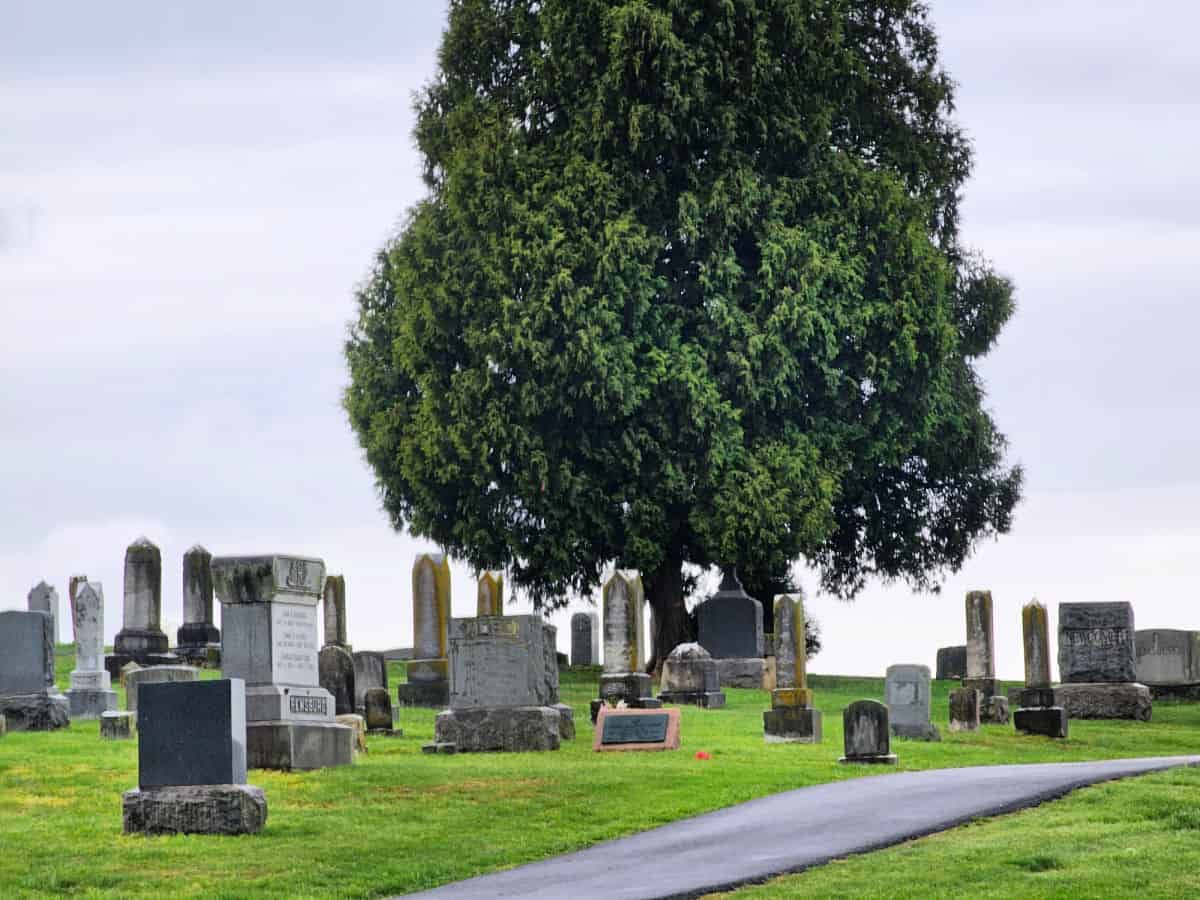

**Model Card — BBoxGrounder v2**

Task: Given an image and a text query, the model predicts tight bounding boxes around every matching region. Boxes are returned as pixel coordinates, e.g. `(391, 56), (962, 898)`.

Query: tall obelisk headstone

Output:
(398, 553), (451, 707)
(763, 594), (821, 742)
(590, 570), (658, 722)
(27, 582), (60, 646)
(107, 537), (176, 678)
(177, 545), (221, 665)
(476, 572), (503, 617)
(962, 590), (1008, 724)
(66, 582), (118, 718)
(1014, 599), (1068, 737)
(322, 575), (349, 649)
(318, 574), (355, 715)
(211, 554), (353, 770)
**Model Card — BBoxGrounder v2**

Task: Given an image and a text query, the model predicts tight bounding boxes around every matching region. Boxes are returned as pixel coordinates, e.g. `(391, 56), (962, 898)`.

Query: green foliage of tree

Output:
(345, 0), (1022, 663)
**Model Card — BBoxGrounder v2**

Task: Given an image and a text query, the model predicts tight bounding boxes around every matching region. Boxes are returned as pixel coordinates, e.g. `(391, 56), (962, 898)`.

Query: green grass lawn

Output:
(0, 649), (1195, 897)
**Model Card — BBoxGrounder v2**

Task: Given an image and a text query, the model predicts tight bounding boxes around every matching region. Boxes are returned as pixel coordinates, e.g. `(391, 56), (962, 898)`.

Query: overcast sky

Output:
(3, 2), (1198, 680)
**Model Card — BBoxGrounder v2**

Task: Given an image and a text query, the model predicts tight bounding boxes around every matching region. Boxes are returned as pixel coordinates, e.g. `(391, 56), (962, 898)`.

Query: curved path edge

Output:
(406, 755), (1200, 900)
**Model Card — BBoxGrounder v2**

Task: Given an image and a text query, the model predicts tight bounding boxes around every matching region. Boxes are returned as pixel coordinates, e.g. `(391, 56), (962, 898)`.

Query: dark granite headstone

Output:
(571, 612), (599, 666)
(319, 646), (356, 716)
(935, 645), (966, 680)
(137, 679), (246, 788)
(353, 651), (388, 713)
(0, 610), (54, 695)
(840, 699), (896, 764)
(1058, 602), (1136, 683)
(695, 570), (763, 659)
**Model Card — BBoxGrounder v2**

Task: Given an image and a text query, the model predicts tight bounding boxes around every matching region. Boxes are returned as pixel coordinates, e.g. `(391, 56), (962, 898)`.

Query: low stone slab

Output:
(660, 690), (726, 708)
(714, 658), (765, 689)
(434, 706), (560, 753)
(1014, 706), (1068, 738)
(763, 706), (822, 743)
(101, 711), (135, 740)
(249, 721), (355, 770)
(1054, 683), (1151, 721)
(593, 706), (681, 752)
(122, 785), (267, 835)
(0, 693), (69, 732)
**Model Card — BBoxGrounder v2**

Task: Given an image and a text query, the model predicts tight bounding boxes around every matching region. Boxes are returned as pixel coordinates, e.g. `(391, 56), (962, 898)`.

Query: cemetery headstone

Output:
(476, 571), (503, 617)
(571, 612), (600, 666)
(318, 645), (356, 715)
(658, 643), (726, 707)
(1136, 629), (1200, 698)
(948, 688), (981, 732)
(65, 581), (118, 718)
(122, 679), (266, 835)
(839, 699), (897, 764)
(124, 665), (200, 716)
(107, 537), (178, 678)
(176, 545), (222, 665)
(934, 645), (966, 680)
(337, 713), (369, 754)
(398, 553), (451, 707)
(1056, 601), (1151, 720)
(593, 706), (681, 752)
(0, 610), (69, 731)
(695, 568), (765, 688)
(69, 574), (88, 613)
(432, 615), (568, 752)
(27, 581), (60, 645)
(101, 710), (134, 740)
(364, 686), (398, 735)
(353, 651), (388, 715)
(592, 570), (659, 722)
(322, 574), (349, 649)
(964, 590), (996, 696)
(211, 554), (354, 770)
(885, 664), (940, 741)
(763, 594), (822, 743)
(1014, 600), (1068, 738)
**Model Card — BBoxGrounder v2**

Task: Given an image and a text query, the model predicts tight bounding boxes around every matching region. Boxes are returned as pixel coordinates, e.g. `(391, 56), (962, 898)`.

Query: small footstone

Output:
(100, 711), (135, 740)
(335, 714), (368, 754)
(122, 785), (267, 836)
(1014, 706), (1069, 738)
(763, 706), (822, 744)
(434, 706), (560, 753)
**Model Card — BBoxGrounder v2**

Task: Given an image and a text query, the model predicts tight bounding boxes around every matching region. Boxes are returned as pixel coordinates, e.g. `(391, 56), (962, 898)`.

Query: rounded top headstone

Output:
(666, 642), (712, 662)
(129, 536), (158, 550)
(186, 544), (211, 555)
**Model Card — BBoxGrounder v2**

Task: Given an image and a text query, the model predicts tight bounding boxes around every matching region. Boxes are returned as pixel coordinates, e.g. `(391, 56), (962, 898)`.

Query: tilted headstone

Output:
(696, 569), (765, 688)
(177, 545), (221, 663)
(124, 665), (200, 716)
(763, 594), (821, 743)
(658, 643), (725, 708)
(476, 571), (503, 617)
(571, 612), (600, 666)
(1056, 601), (1150, 720)
(433, 615), (566, 752)
(353, 651), (389, 714)
(27, 581), (60, 646)
(108, 537), (176, 677)
(65, 581), (118, 718)
(885, 664), (939, 741)
(948, 688), (981, 732)
(398, 552), (451, 707)
(318, 645), (356, 716)
(1014, 600), (1067, 738)
(1136, 629), (1200, 689)
(211, 554), (353, 770)
(322, 574), (349, 649)
(122, 679), (266, 835)
(592, 570), (658, 722)
(0, 610), (69, 731)
(934, 645), (966, 680)
(839, 699), (896, 764)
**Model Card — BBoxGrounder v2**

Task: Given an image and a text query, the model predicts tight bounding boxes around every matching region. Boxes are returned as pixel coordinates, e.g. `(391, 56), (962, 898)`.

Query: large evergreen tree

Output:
(345, 0), (1022, 664)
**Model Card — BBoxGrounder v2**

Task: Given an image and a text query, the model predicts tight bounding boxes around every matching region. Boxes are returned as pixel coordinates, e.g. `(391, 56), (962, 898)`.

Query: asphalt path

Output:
(407, 755), (1200, 899)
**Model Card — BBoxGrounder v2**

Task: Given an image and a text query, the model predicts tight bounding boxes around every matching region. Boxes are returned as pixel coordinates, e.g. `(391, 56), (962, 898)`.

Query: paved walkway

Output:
(408, 755), (1200, 899)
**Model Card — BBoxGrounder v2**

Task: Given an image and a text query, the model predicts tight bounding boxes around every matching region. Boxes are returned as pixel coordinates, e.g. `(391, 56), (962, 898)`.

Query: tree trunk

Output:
(644, 553), (692, 674)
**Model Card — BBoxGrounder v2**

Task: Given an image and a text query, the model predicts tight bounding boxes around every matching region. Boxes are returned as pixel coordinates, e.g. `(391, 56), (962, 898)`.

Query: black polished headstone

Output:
(935, 645), (966, 680)
(137, 679), (246, 788)
(695, 569), (764, 659)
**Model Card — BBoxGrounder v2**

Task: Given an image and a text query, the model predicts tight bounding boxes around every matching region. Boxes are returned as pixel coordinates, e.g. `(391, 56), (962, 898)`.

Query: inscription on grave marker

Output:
(601, 712), (669, 744)
(271, 604), (318, 685)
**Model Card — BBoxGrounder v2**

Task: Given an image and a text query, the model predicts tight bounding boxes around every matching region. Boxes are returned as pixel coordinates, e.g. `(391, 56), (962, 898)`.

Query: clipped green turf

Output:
(1, 650), (1197, 897)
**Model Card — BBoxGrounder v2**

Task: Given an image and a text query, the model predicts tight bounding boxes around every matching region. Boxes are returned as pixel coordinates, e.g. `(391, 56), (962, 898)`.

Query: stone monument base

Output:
(714, 658), (766, 689)
(839, 752), (897, 765)
(981, 695), (1010, 725)
(763, 706), (822, 743)
(104, 652), (180, 681)
(659, 690), (726, 709)
(113, 627), (170, 655)
(1014, 706), (1068, 738)
(553, 703), (576, 740)
(1054, 683), (1151, 721)
(592, 672), (659, 723)
(66, 688), (118, 719)
(397, 679), (449, 708)
(432, 705), (560, 753)
(0, 692), (69, 731)
(963, 676), (997, 697)
(122, 785), (267, 835)
(1146, 683), (1200, 701)
(891, 722), (941, 741)
(175, 644), (222, 668)
(101, 710), (135, 739)
(247, 721), (354, 770)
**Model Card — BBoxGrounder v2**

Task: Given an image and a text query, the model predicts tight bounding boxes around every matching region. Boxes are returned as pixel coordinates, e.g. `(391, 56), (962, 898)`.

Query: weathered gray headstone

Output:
(211, 554), (353, 770)
(658, 643), (725, 708)
(322, 574), (349, 649)
(571, 612), (600, 667)
(0, 610), (69, 731)
(27, 581), (60, 645)
(124, 665), (201, 716)
(122, 678), (266, 835)
(1135, 629), (1200, 689)
(66, 581), (118, 718)
(885, 664), (940, 741)
(1058, 601), (1136, 683)
(839, 699), (896, 764)
(476, 572), (503, 617)
(948, 687), (981, 732)
(696, 569), (764, 688)
(353, 651), (388, 714)
(433, 615), (567, 752)
(108, 537), (177, 677)
(177, 545), (221, 664)
(318, 645), (356, 715)
(934, 645), (966, 680)
(1014, 599), (1067, 738)
(398, 553), (451, 707)
(964, 590), (995, 696)
(592, 570), (658, 722)
(101, 710), (134, 740)
(364, 687), (398, 735)
(763, 594), (821, 743)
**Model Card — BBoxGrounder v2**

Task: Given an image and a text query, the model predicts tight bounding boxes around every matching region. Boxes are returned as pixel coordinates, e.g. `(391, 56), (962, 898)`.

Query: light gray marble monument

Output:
(590, 570), (659, 722)
(763, 594), (821, 743)
(27, 581), (60, 645)
(65, 581), (118, 718)
(107, 537), (177, 678)
(885, 664), (940, 741)
(210, 554), (353, 770)
(124, 665), (200, 716)
(322, 574), (349, 649)
(176, 545), (221, 665)
(1136, 629), (1200, 699)
(0, 610), (69, 730)
(398, 553), (451, 708)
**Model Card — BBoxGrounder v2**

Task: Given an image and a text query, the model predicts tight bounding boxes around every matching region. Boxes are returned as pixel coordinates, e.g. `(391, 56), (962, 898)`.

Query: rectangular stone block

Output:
(1058, 602), (1136, 684)
(1014, 706), (1068, 738)
(1054, 682), (1151, 721)
(714, 657), (765, 689)
(123, 785), (266, 836)
(137, 679), (246, 788)
(448, 616), (555, 709)
(0, 610), (54, 695)
(1135, 629), (1200, 685)
(934, 645), (966, 680)
(772, 687), (813, 708)
(353, 651), (388, 711)
(948, 688), (981, 732)
(593, 706), (680, 752)
(571, 612), (600, 666)
(885, 664), (935, 737)
(434, 705), (560, 752)
(763, 706), (822, 743)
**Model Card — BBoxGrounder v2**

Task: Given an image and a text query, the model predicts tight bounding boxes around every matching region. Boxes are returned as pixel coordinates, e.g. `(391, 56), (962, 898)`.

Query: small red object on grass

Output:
(695, 751), (711, 760)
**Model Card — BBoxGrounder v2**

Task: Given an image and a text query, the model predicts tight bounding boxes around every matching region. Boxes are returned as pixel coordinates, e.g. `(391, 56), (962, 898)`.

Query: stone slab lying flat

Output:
(405, 755), (1200, 900)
